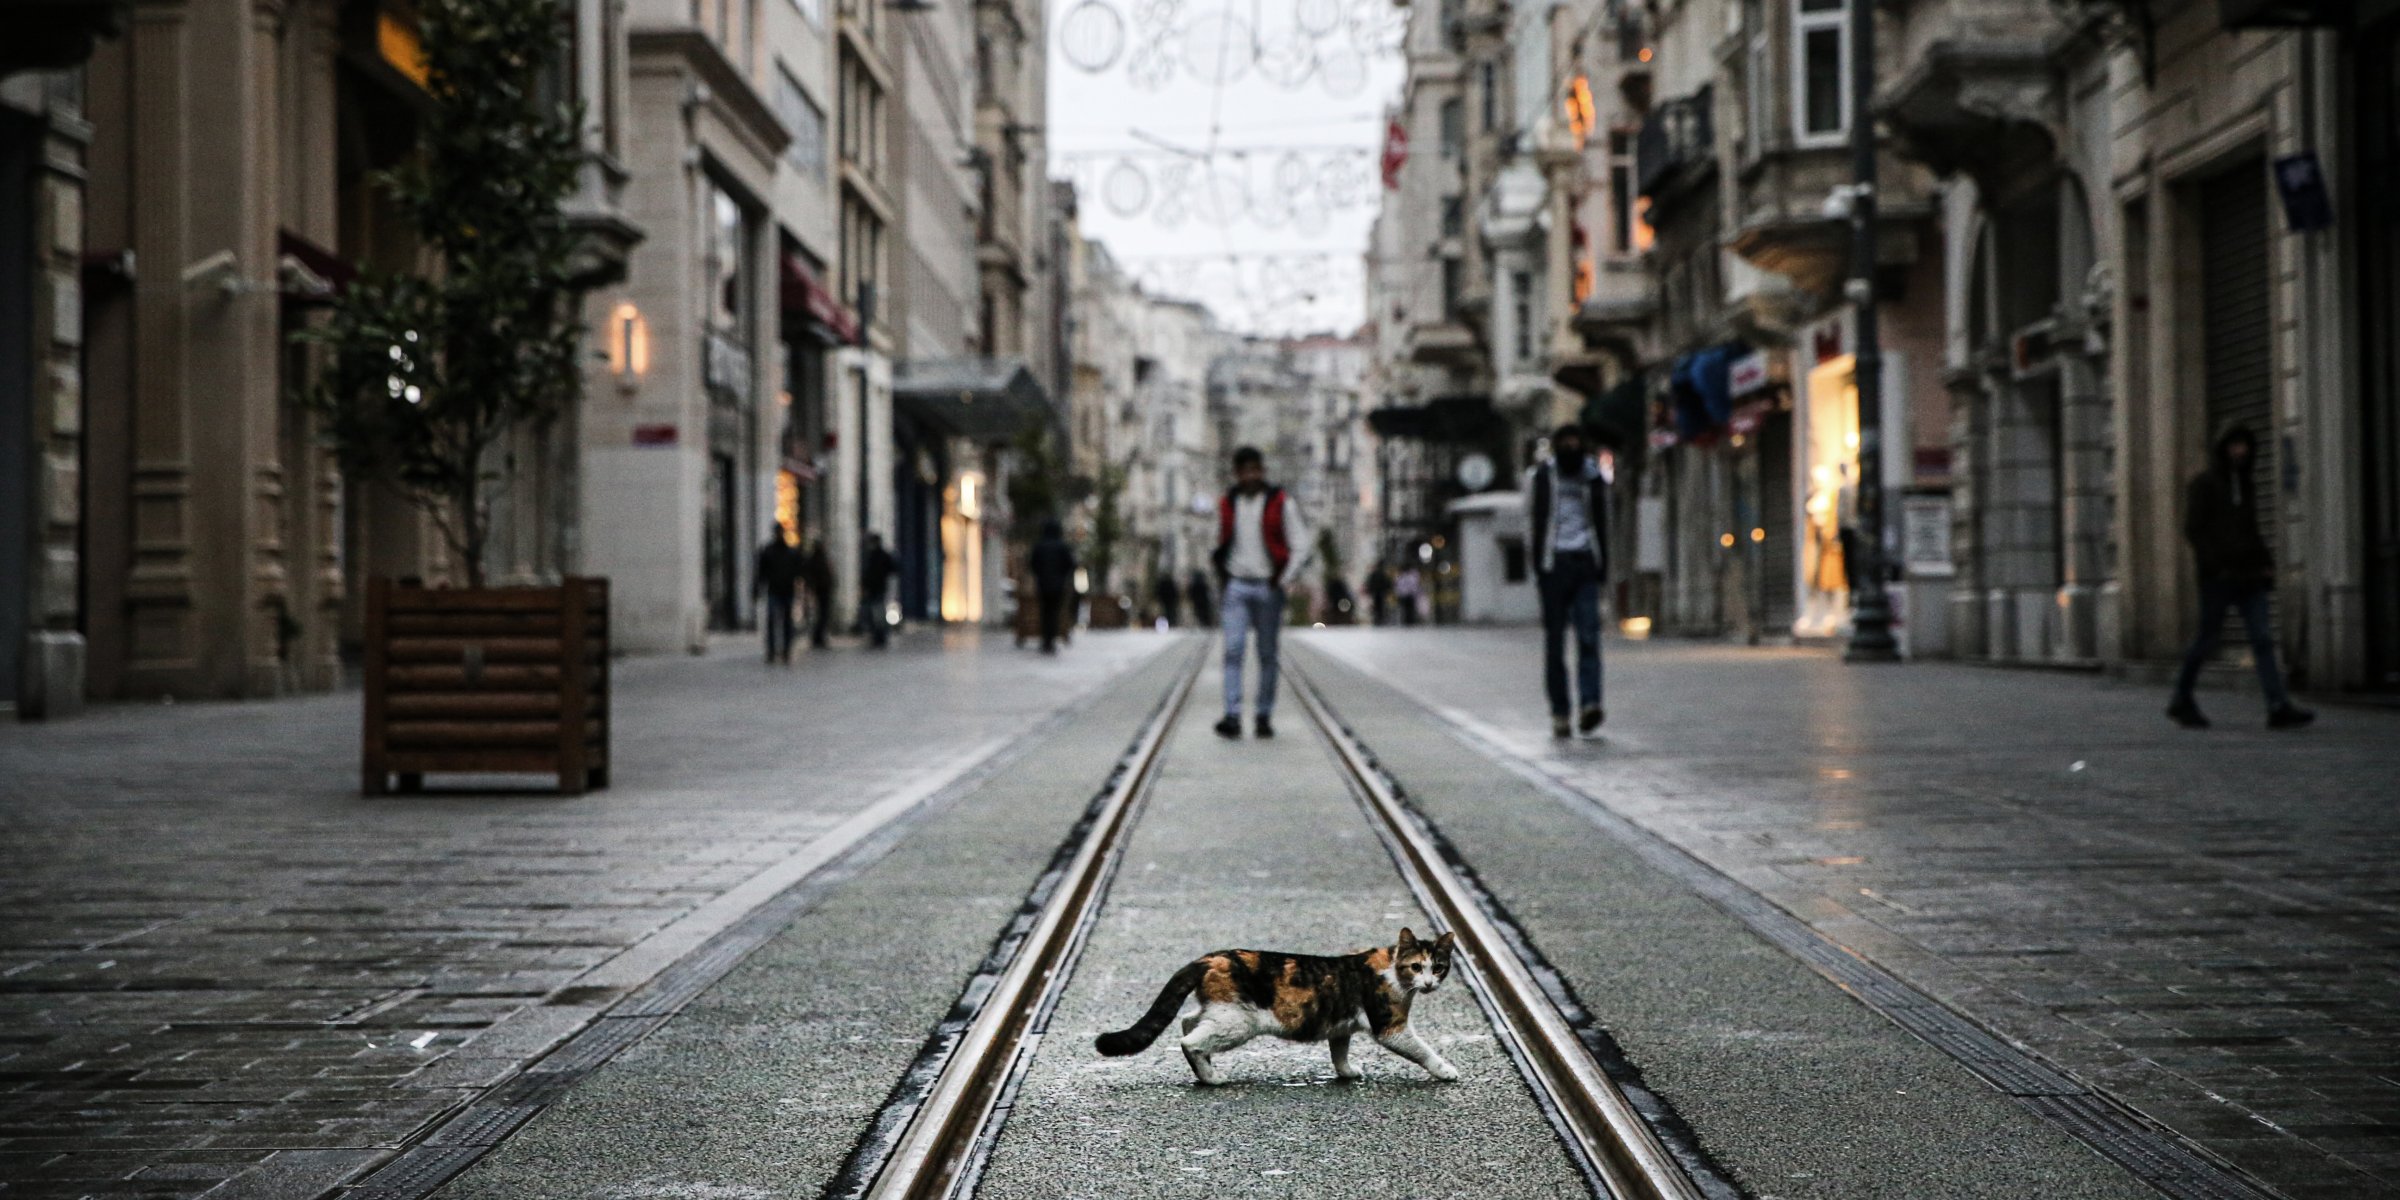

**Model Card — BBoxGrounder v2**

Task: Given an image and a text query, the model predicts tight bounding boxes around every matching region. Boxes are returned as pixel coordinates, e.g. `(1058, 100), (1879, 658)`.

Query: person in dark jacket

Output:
(859, 532), (897, 649)
(754, 529), (804, 664)
(1153, 572), (1182, 628)
(801, 539), (835, 649)
(2169, 424), (2313, 729)
(1185, 570), (1216, 629)
(1529, 423), (1610, 738)
(1364, 562), (1393, 626)
(1029, 518), (1077, 654)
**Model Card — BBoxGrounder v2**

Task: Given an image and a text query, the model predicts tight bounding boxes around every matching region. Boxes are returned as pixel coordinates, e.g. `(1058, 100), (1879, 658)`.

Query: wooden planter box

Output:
(1087, 593), (1130, 630)
(362, 577), (610, 796)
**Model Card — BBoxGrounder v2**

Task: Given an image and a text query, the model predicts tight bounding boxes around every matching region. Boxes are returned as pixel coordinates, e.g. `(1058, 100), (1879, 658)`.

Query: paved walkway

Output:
(0, 630), (1172, 1198)
(1300, 628), (2400, 1199)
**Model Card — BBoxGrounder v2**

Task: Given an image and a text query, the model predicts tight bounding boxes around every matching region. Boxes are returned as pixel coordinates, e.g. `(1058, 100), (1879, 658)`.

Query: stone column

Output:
(12, 76), (92, 718)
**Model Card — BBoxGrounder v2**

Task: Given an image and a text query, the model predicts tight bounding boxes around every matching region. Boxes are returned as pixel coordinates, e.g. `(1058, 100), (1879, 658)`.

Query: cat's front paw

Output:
(1426, 1060), (1460, 1082)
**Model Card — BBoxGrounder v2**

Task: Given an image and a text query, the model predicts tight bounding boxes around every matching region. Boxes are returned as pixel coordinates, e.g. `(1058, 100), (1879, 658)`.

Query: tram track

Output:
(834, 644), (1710, 1200)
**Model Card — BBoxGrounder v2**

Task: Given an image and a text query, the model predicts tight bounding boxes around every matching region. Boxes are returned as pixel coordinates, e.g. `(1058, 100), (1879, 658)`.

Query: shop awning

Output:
(893, 357), (1051, 441)
(780, 251), (860, 346)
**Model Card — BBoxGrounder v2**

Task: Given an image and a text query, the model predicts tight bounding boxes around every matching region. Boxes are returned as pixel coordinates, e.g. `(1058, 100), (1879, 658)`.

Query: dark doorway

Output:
(2360, 16), (2400, 687)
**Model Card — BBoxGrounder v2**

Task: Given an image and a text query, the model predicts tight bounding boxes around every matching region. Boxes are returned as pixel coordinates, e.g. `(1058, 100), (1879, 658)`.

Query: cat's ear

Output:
(1396, 927), (1418, 949)
(1433, 931), (1457, 952)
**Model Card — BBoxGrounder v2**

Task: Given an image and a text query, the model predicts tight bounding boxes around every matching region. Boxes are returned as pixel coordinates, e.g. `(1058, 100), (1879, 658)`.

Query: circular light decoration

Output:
(1347, 0), (1405, 55)
(1103, 159), (1151, 216)
(1060, 1), (1126, 72)
(1254, 32), (1318, 89)
(1181, 12), (1254, 84)
(1317, 49), (1368, 98)
(1124, 33), (1177, 89)
(1295, 0), (1343, 37)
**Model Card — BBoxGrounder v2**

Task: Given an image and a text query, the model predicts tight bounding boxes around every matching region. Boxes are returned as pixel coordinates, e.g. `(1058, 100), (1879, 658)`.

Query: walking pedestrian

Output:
(1364, 562), (1393, 626)
(1394, 564), (1423, 626)
(859, 532), (897, 649)
(1030, 517), (1077, 654)
(1185, 570), (1216, 629)
(1211, 446), (1311, 739)
(801, 538), (835, 649)
(2167, 423), (2314, 730)
(753, 528), (803, 664)
(1154, 572), (1183, 628)
(1531, 423), (1610, 738)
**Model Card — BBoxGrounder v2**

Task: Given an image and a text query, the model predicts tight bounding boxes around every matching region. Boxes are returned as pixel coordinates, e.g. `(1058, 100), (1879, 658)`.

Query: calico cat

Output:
(1094, 928), (1460, 1084)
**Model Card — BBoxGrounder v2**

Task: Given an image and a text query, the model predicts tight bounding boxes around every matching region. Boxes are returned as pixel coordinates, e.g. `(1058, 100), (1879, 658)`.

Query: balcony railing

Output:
(1636, 84), (1713, 200)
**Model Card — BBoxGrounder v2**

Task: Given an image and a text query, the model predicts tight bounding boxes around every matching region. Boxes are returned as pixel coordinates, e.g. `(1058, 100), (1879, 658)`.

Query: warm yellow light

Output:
(378, 12), (430, 89)
(1845, 430), (1860, 450)
(608, 303), (649, 379)
(1719, 532), (1736, 548)
(775, 470), (800, 542)
(1637, 46), (1653, 63)
(1564, 77), (1597, 147)
(1751, 527), (1766, 542)
(1621, 616), (1653, 638)
(958, 471), (982, 521)
(1573, 256), (1595, 304)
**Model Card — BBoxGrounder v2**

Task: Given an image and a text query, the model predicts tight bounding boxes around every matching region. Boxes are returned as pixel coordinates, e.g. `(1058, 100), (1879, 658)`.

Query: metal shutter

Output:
(2198, 160), (2278, 638)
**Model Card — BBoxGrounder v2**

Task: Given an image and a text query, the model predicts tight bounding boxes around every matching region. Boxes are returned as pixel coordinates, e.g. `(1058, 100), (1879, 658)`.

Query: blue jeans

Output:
(1222, 577), (1283, 717)
(1538, 553), (1603, 716)
(2173, 578), (2290, 710)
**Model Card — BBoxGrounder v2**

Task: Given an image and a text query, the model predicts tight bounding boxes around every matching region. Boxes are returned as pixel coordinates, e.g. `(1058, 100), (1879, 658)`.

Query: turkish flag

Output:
(1380, 118), (1408, 190)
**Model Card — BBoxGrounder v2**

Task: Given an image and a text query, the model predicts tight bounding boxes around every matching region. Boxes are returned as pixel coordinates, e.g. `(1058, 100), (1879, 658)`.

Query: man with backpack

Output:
(1211, 446), (1311, 739)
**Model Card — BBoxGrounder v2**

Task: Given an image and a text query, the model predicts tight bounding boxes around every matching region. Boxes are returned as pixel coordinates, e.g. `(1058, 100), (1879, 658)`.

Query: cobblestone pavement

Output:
(0, 629), (1172, 1199)
(1300, 629), (2400, 1200)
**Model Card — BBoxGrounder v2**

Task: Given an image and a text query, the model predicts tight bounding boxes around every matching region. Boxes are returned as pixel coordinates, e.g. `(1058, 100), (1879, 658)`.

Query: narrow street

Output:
(4, 629), (2389, 1198)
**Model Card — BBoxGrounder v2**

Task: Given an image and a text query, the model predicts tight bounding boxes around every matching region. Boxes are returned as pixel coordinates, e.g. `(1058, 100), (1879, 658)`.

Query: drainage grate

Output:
(346, 1145), (487, 1197)
(520, 1015), (663, 1076)
(424, 1103), (543, 1147)
(2022, 1094), (2279, 1200)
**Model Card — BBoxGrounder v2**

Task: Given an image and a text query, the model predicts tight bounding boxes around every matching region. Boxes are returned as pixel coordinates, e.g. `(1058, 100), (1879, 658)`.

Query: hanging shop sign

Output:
(1729, 349), (1771, 397)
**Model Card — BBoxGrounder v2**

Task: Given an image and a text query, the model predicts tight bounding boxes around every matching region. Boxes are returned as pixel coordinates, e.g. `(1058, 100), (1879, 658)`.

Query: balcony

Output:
(1572, 259), (1658, 362)
(1636, 85), (1715, 206)
(1404, 320), (1483, 368)
(1879, 38), (2062, 192)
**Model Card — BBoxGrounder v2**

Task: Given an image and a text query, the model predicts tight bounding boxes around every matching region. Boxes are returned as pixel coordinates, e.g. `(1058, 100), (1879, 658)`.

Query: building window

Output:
(1440, 194), (1463, 239)
(1480, 62), (1497, 133)
(1512, 270), (1534, 363)
(775, 66), (826, 176)
(1604, 129), (1651, 257)
(1441, 257), (1463, 322)
(1440, 98), (1464, 158)
(1744, 0), (1768, 161)
(1793, 0), (1848, 146)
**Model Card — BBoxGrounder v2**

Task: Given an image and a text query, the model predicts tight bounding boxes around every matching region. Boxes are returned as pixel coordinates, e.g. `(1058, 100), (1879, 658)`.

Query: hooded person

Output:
(1528, 423), (1610, 738)
(1029, 517), (1077, 654)
(2168, 423), (2312, 729)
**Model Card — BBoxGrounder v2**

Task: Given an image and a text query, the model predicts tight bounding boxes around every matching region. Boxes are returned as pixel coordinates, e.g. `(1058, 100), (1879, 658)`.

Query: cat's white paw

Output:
(1427, 1061), (1460, 1082)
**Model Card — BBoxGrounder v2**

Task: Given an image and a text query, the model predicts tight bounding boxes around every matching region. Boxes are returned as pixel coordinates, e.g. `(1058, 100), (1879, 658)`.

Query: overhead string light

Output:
(1055, 145), (1375, 230)
(1057, 0), (1403, 97)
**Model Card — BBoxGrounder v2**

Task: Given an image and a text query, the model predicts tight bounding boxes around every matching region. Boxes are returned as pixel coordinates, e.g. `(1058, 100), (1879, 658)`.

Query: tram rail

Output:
(841, 645), (1704, 1200)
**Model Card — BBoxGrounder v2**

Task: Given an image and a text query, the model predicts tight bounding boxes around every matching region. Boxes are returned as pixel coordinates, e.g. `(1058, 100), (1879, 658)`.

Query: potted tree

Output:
(1084, 462), (1131, 630)
(300, 0), (607, 796)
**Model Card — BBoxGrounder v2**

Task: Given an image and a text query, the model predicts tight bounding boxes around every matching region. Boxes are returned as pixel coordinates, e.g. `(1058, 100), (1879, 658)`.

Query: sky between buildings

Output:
(1045, 0), (1407, 338)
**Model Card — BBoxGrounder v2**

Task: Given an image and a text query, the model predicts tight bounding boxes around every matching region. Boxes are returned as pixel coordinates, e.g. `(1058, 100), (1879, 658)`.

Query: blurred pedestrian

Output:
(1395, 564), (1423, 626)
(753, 528), (803, 664)
(1030, 517), (1077, 654)
(801, 538), (835, 649)
(1185, 570), (1216, 629)
(859, 532), (896, 649)
(1211, 445), (1311, 739)
(1531, 423), (1610, 738)
(2168, 423), (2313, 730)
(1364, 562), (1393, 626)
(1154, 572), (1182, 628)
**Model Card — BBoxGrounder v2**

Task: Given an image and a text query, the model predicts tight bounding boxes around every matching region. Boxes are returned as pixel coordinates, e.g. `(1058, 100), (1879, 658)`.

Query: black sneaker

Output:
(1578, 704), (1604, 733)
(1254, 715), (1275, 739)
(2267, 704), (2316, 730)
(2166, 698), (2210, 729)
(1214, 715), (1242, 739)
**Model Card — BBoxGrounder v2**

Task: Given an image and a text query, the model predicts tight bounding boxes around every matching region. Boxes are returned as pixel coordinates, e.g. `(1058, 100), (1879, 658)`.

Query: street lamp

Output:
(1843, 0), (1899, 663)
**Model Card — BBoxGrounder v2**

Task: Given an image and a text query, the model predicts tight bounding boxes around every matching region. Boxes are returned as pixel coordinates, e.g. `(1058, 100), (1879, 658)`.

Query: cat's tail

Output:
(1095, 959), (1210, 1056)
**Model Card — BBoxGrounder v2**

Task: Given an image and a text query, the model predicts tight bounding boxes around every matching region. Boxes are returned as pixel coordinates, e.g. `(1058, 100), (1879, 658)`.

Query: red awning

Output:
(780, 251), (859, 346)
